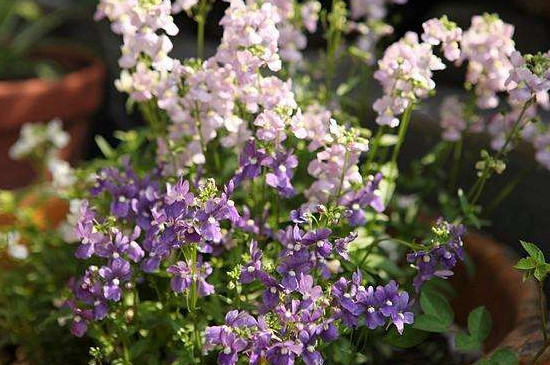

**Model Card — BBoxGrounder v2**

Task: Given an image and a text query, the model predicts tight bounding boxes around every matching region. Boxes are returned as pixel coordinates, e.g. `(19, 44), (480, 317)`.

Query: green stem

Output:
(529, 282), (549, 365)
(196, 0), (208, 59)
(364, 125), (387, 173)
(540, 281), (548, 343)
(385, 105), (414, 202)
(468, 97), (534, 205)
(484, 164), (533, 215)
(324, 0), (345, 103)
(448, 138), (463, 192)
(336, 149), (351, 200)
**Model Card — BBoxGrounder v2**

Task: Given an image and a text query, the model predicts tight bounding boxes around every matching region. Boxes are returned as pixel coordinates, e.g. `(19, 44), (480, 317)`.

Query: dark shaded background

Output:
(54, 0), (550, 261)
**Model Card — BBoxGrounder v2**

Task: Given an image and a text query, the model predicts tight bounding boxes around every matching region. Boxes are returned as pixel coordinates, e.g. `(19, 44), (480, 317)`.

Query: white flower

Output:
(48, 158), (76, 190)
(3, 231), (28, 260)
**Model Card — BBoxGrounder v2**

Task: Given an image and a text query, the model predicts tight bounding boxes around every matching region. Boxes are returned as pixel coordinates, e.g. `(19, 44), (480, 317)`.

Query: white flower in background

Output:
(58, 199), (84, 243)
(2, 231), (29, 260)
(48, 158), (77, 190)
(9, 118), (69, 161)
(172, 0), (199, 13)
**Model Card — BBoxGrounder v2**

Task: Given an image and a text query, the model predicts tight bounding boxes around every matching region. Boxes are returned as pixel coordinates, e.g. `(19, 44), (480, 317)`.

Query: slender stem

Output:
(389, 106), (414, 171)
(385, 105), (414, 203)
(193, 102), (207, 158)
(529, 282), (549, 365)
(196, 0), (208, 59)
(484, 163), (533, 215)
(448, 137), (463, 192)
(528, 341), (550, 365)
(468, 98), (534, 205)
(364, 125), (387, 173)
(324, 0), (344, 103)
(540, 281), (548, 343)
(336, 149), (350, 200)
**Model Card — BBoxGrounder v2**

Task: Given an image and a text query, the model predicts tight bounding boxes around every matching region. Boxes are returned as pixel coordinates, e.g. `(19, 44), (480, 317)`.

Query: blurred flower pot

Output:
(0, 46), (106, 190)
(454, 233), (548, 365)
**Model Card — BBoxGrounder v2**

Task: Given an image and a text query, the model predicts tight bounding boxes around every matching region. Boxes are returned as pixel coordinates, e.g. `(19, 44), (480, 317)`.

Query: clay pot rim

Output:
(0, 45), (106, 131)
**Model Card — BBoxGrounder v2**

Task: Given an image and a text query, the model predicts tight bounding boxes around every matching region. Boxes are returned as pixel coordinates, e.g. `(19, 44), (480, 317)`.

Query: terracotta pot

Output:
(0, 46), (106, 190)
(454, 232), (549, 364)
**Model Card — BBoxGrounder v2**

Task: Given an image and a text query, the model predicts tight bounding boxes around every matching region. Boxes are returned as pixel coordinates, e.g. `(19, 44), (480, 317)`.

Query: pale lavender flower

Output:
(421, 16), (462, 62)
(373, 32), (445, 127)
(459, 14), (515, 109)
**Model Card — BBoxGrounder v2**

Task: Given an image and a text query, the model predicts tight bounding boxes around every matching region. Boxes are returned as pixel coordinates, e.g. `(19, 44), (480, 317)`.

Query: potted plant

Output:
(2, 0), (550, 364)
(0, 120), (91, 364)
(0, 0), (106, 189)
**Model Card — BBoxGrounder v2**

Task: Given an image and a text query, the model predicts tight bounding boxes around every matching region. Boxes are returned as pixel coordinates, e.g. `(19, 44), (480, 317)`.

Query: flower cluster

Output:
(9, 118), (76, 190)
(60, 1), (550, 364)
(407, 219), (465, 291)
(70, 166), (245, 334)
(421, 16), (462, 62)
(205, 236), (413, 365)
(458, 14), (516, 109)
(373, 31), (445, 127)
(9, 118), (69, 162)
(95, 0), (177, 100)
(506, 51), (550, 107)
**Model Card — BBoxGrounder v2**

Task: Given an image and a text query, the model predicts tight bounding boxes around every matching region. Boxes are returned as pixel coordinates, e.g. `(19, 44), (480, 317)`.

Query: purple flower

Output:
(297, 274), (322, 308)
(388, 291), (414, 334)
(98, 258), (132, 302)
(74, 201), (106, 259)
(166, 258), (215, 297)
(277, 248), (312, 292)
(356, 286), (385, 329)
(407, 220), (465, 290)
(266, 341), (303, 365)
(299, 330), (324, 365)
(301, 228), (332, 257)
(240, 241), (263, 284)
(290, 208), (308, 224)
(340, 173), (385, 226)
(69, 305), (94, 337)
(266, 151), (298, 198)
(196, 184), (240, 243)
(331, 277), (362, 327)
(334, 232), (358, 261)
(234, 140), (270, 184)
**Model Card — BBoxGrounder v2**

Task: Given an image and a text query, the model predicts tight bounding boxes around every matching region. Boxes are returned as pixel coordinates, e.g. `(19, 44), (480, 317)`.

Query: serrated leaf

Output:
(489, 348), (518, 365)
(521, 241), (545, 262)
(534, 264), (548, 281)
(456, 332), (482, 352)
(384, 327), (429, 348)
(419, 291), (454, 326)
(514, 257), (537, 270)
(468, 307), (492, 342)
(414, 314), (450, 333)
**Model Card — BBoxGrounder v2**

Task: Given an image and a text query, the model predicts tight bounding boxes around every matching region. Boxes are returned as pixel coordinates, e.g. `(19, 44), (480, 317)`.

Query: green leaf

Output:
(95, 135), (115, 158)
(534, 264), (548, 281)
(419, 290), (454, 326)
(521, 241), (545, 262)
(456, 332), (482, 352)
(414, 314), (450, 333)
(489, 348), (518, 365)
(336, 76), (361, 96)
(475, 359), (491, 365)
(468, 307), (492, 342)
(384, 327), (429, 348)
(514, 257), (538, 270)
